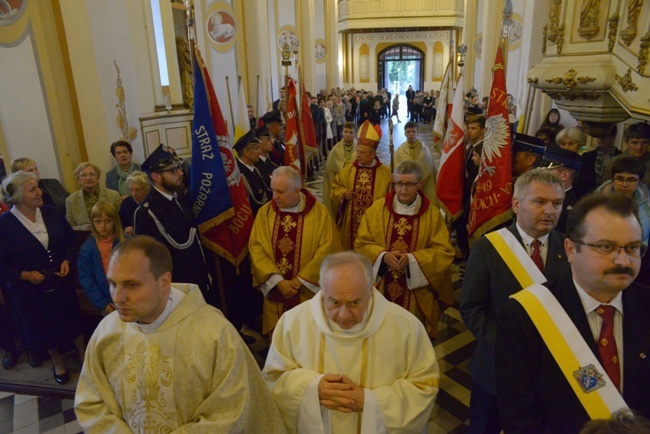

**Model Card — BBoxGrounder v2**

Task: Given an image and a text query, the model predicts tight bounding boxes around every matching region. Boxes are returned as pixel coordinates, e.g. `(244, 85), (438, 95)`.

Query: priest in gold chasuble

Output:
(355, 160), (455, 338)
(250, 167), (341, 335)
(75, 237), (285, 433)
(331, 120), (392, 249)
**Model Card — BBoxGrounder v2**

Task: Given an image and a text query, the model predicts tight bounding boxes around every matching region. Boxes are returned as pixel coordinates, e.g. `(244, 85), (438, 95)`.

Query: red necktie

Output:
(531, 239), (544, 272)
(596, 305), (621, 391)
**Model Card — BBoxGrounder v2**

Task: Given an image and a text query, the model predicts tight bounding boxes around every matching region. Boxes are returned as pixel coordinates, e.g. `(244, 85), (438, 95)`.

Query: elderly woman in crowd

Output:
(65, 162), (121, 231)
(118, 170), (150, 236)
(0, 171), (85, 384)
(105, 140), (141, 198)
(556, 127), (586, 154)
(78, 202), (126, 315)
(10, 157), (70, 214)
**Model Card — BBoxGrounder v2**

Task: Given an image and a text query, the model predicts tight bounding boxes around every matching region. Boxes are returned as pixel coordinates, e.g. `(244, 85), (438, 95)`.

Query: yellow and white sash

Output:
(485, 228), (546, 288)
(511, 284), (629, 419)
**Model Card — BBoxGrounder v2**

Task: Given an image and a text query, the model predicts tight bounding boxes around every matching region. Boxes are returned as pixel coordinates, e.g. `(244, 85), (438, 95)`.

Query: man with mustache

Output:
(460, 168), (570, 434)
(496, 193), (650, 433)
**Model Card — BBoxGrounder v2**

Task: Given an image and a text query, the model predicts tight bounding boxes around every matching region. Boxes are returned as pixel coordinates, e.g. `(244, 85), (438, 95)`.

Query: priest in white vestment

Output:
(75, 236), (285, 433)
(263, 251), (439, 434)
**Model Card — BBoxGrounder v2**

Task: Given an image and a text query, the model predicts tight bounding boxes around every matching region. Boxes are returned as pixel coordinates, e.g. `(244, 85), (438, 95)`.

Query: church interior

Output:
(1, 0), (650, 432)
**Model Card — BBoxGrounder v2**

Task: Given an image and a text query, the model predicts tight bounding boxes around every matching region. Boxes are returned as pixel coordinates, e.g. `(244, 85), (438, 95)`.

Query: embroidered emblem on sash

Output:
(573, 364), (606, 393)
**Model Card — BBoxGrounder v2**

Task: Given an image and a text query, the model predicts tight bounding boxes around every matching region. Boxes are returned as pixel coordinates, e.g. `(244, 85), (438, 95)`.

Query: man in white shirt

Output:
(263, 251), (439, 433)
(496, 192), (650, 433)
(460, 168), (569, 434)
(75, 236), (285, 433)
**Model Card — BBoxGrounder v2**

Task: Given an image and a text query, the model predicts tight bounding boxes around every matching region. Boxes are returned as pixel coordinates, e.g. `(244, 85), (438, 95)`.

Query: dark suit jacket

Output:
(574, 147), (621, 198)
(556, 187), (577, 235)
(270, 139), (285, 167)
(460, 223), (569, 393)
(134, 188), (209, 291)
(237, 160), (270, 216)
(39, 178), (69, 214)
(496, 271), (650, 433)
(254, 157), (277, 188)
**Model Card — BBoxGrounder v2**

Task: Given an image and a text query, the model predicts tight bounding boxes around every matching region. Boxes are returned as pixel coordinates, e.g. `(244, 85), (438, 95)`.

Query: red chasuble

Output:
(268, 189), (317, 309)
(382, 190), (430, 308)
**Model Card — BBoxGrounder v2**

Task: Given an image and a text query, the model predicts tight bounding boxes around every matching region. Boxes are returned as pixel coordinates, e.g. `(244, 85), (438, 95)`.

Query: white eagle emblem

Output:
(480, 114), (510, 176)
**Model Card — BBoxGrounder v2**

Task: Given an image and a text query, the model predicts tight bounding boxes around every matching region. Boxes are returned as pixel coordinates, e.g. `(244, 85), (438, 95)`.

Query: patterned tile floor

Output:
(0, 109), (476, 433)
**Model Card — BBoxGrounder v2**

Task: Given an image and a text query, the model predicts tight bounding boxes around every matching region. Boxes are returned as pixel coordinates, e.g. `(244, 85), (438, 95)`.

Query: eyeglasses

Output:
(393, 181), (421, 190)
(79, 173), (98, 179)
(571, 240), (647, 258)
(612, 176), (640, 185)
(159, 166), (182, 174)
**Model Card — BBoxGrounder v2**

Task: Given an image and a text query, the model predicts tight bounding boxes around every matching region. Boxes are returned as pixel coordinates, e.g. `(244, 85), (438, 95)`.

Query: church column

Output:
(479, 0), (505, 97)
(425, 41), (434, 91)
(298, 0), (315, 91)
(369, 42), (377, 90)
(463, 0), (479, 90)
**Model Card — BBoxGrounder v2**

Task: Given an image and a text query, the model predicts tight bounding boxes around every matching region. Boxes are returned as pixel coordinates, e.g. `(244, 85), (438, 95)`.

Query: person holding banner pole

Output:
(496, 193), (650, 433)
(460, 168), (569, 434)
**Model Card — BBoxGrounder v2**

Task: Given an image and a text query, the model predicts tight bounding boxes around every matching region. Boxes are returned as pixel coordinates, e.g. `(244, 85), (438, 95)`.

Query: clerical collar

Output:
(515, 222), (550, 246)
(393, 194), (421, 215)
(154, 186), (177, 201)
(279, 192), (305, 213)
(136, 287), (186, 333)
(326, 295), (374, 333)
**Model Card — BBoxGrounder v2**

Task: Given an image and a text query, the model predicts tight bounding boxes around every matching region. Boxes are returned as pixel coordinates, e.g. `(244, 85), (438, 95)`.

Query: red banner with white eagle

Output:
(468, 47), (514, 241)
(283, 78), (305, 175)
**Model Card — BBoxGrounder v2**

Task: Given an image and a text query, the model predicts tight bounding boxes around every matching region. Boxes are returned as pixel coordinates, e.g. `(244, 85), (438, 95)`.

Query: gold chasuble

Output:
(355, 191), (455, 338)
(250, 190), (340, 335)
(74, 284), (287, 433)
(331, 159), (392, 249)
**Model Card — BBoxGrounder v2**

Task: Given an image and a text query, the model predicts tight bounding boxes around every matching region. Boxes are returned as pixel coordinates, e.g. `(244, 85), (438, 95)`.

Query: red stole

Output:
(382, 191), (430, 307)
(269, 189), (317, 309)
(339, 159), (380, 249)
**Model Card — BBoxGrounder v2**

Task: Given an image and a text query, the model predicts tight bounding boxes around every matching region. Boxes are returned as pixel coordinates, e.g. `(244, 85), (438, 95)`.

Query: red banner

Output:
(468, 47), (514, 241)
(298, 65), (319, 164)
(435, 75), (465, 220)
(283, 78), (305, 175)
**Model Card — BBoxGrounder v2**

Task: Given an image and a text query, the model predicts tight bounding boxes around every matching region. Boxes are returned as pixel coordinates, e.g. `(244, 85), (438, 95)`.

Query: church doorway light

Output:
(378, 45), (424, 95)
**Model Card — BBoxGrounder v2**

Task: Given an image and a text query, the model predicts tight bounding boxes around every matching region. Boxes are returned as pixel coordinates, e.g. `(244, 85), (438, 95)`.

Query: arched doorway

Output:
(377, 45), (424, 95)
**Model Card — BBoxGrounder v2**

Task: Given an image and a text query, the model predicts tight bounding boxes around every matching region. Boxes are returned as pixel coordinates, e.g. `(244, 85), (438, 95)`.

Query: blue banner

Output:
(189, 56), (234, 226)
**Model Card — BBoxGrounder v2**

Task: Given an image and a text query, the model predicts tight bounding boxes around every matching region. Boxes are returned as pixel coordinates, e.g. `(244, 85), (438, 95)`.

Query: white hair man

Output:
(249, 166), (340, 336)
(263, 251), (439, 433)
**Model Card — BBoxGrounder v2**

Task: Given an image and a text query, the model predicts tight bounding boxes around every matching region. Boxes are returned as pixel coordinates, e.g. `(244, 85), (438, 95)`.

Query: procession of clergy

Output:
(70, 105), (650, 433)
